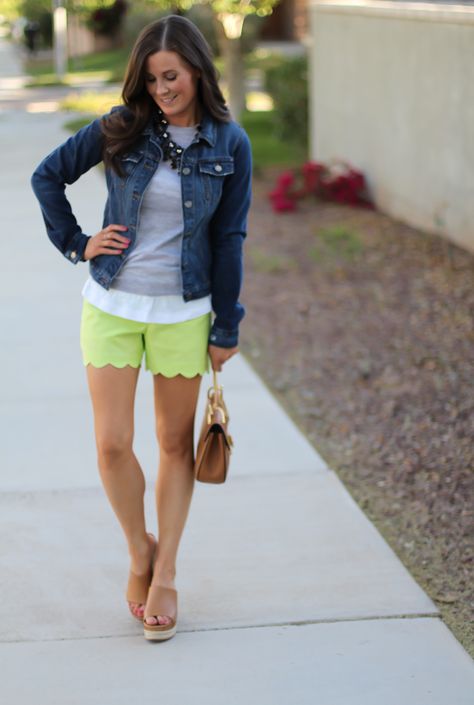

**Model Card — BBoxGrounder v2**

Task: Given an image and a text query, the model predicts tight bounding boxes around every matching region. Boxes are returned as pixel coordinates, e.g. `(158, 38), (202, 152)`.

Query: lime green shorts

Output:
(80, 299), (211, 377)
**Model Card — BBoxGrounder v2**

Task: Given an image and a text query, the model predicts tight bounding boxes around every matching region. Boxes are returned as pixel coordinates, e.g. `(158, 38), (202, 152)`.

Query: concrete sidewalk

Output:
(1, 60), (473, 704)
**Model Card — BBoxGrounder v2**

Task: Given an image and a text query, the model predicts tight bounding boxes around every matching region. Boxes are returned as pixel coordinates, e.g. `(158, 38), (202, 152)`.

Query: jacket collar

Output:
(196, 106), (216, 147)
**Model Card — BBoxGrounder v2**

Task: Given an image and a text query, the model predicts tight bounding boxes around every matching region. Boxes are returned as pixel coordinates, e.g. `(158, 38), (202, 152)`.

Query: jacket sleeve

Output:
(208, 127), (253, 348)
(30, 114), (105, 264)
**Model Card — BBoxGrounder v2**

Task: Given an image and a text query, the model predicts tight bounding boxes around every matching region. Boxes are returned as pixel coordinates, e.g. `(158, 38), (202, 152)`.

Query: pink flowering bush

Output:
(268, 160), (374, 213)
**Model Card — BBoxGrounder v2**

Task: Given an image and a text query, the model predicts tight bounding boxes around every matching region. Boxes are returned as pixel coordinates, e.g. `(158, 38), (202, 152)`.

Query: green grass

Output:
(248, 247), (297, 273)
(24, 47), (130, 86)
(60, 90), (121, 115)
(310, 225), (364, 262)
(67, 47), (130, 75)
(62, 116), (96, 133)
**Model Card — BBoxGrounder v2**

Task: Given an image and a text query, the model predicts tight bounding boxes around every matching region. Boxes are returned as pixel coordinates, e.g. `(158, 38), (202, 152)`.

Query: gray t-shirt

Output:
(111, 123), (199, 296)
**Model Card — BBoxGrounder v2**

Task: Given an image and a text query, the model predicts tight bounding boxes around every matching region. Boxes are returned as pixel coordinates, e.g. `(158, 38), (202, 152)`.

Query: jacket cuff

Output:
(65, 232), (90, 264)
(208, 324), (239, 349)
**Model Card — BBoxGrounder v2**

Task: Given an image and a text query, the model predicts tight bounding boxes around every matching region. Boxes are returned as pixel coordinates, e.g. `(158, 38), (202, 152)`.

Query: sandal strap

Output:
(126, 534), (156, 604)
(126, 567), (152, 604)
(144, 584), (178, 621)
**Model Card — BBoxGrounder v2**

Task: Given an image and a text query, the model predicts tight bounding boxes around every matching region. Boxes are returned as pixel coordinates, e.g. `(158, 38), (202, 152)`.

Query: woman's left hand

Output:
(208, 344), (239, 371)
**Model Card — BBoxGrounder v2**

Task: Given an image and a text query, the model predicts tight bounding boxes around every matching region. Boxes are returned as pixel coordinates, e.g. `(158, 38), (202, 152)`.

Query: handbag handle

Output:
(209, 369), (223, 402)
(207, 369), (227, 424)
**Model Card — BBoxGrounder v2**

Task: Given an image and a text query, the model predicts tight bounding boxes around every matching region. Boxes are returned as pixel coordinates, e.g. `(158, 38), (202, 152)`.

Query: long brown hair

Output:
(101, 14), (231, 174)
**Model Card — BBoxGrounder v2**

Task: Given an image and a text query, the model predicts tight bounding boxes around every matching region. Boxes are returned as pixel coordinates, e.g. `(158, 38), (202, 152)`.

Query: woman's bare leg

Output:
(145, 372), (202, 626)
(85, 363), (152, 618)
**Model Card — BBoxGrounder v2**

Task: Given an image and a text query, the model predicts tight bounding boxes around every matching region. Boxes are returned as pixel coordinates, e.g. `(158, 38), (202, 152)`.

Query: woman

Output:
(31, 14), (252, 642)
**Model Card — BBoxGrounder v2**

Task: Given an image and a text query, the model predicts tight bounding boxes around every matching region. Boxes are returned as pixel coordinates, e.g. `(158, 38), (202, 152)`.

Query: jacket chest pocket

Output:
(118, 151), (144, 182)
(198, 157), (234, 205)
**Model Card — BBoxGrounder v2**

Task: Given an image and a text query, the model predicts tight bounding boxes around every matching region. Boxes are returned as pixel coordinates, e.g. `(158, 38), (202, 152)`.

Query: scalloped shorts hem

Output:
(80, 299), (211, 377)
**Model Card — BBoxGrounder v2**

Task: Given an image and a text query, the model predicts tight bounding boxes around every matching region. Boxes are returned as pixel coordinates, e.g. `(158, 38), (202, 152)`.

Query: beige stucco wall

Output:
(308, 0), (474, 252)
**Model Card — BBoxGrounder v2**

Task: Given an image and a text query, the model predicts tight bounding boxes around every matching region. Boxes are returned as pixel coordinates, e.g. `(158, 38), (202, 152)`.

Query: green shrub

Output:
(86, 0), (128, 38)
(240, 14), (266, 55)
(264, 55), (308, 149)
(121, 4), (170, 50)
(241, 109), (307, 169)
(36, 10), (52, 46)
(20, 0), (53, 47)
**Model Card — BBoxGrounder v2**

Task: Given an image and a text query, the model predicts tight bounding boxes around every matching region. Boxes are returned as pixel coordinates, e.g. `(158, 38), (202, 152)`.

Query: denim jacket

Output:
(31, 105), (253, 348)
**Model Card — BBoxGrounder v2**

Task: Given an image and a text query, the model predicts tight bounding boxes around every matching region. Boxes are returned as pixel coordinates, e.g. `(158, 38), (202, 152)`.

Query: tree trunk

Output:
(213, 15), (246, 122)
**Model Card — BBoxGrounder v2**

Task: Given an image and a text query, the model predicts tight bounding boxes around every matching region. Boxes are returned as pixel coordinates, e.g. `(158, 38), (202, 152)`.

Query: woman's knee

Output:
(157, 427), (193, 458)
(96, 431), (134, 463)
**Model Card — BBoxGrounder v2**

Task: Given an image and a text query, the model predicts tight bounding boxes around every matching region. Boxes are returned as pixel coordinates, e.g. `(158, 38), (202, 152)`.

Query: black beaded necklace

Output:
(153, 106), (202, 173)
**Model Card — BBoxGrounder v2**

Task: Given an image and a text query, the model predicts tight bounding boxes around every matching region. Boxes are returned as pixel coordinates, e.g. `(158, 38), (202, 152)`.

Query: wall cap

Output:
(310, 0), (474, 25)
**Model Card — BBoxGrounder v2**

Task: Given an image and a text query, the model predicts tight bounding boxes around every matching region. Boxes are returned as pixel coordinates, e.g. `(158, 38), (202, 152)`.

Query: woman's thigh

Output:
(80, 299), (144, 453)
(153, 374), (203, 456)
(86, 364), (140, 454)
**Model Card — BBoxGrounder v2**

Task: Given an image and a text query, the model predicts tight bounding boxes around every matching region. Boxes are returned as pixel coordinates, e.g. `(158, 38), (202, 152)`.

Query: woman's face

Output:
(144, 50), (201, 126)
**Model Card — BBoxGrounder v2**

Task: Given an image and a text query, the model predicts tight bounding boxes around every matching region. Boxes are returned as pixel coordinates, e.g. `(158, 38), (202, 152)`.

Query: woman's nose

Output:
(155, 81), (170, 97)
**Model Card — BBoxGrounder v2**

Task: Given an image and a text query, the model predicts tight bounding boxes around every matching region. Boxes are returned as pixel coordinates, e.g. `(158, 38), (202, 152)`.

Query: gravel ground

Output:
(239, 166), (474, 657)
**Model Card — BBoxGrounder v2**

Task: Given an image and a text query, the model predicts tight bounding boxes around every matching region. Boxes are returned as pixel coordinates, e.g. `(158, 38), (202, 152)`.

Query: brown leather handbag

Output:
(194, 370), (233, 483)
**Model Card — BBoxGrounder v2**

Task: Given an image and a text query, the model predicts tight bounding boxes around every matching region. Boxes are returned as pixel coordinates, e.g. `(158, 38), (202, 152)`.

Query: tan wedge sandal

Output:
(126, 532), (156, 621)
(143, 584), (178, 641)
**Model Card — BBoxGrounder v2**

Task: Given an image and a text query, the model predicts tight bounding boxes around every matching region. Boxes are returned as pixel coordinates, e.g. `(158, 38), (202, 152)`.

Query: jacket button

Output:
(184, 200), (192, 208)
(70, 251), (77, 259)
(214, 164), (222, 172)
(182, 167), (191, 175)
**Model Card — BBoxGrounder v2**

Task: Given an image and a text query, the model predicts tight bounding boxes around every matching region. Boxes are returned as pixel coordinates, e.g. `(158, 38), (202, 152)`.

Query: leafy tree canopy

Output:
(0, 0), (118, 21)
(0, 0), (279, 22)
(145, 0), (277, 19)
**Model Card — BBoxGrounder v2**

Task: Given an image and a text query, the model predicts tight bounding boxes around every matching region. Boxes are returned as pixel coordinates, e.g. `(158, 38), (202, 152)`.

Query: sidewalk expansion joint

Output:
(1, 611), (441, 644)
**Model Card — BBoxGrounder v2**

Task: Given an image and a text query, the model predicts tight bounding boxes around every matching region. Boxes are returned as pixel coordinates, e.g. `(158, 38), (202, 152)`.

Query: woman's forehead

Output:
(145, 50), (188, 72)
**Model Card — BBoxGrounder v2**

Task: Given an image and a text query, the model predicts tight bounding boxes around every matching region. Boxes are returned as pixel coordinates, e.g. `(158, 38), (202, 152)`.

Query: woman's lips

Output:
(161, 94), (178, 105)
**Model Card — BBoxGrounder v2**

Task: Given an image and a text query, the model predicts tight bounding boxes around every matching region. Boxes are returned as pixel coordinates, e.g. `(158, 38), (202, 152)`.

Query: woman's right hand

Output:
(83, 224), (131, 261)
